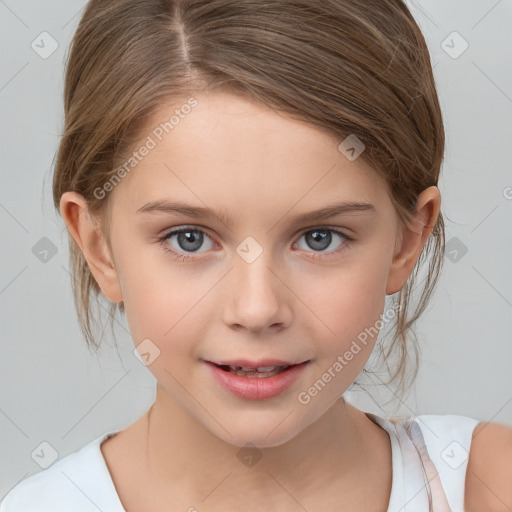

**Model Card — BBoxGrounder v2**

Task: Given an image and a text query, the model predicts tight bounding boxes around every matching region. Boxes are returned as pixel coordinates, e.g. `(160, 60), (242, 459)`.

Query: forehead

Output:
(108, 91), (389, 219)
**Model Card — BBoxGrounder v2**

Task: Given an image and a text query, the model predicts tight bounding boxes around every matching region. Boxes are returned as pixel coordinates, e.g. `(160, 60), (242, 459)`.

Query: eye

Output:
(157, 227), (215, 261)
(293, 228), (352, 260)
(157, 226), (353, 262)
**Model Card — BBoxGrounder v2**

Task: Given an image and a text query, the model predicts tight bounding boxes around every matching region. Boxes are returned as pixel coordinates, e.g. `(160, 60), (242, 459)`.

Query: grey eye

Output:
(296, 229), (346, 253)
(164, 228), (214, 253)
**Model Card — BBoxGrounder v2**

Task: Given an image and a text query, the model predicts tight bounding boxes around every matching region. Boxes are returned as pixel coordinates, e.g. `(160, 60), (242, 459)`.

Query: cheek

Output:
(294, 255), (390, 355)
(283, 270), (386, 417)
(291, 262), (389, 404)
(115, 238), (213, 349)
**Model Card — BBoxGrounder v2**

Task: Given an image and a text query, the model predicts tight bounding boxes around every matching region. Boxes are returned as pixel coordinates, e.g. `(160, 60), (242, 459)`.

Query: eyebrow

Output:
(136, 199), (376, 225)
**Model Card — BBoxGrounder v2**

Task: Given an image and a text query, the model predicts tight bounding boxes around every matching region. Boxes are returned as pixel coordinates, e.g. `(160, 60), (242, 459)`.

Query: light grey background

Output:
(1, 0), (511, 499)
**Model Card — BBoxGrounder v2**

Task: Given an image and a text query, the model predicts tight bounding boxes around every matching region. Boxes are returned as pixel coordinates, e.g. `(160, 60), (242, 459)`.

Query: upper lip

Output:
(207, 359), (309, 368)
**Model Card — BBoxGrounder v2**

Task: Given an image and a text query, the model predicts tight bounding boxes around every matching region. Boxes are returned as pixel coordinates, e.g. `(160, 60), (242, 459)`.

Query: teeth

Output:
(256, 366), (280, 372)
(228, 365), (285, 372)
(225, 364), (290, 378)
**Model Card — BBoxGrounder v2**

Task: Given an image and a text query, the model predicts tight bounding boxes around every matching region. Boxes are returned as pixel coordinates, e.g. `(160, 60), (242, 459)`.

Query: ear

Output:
(60, 191), (123, 303)
(386, 186), (441, 295)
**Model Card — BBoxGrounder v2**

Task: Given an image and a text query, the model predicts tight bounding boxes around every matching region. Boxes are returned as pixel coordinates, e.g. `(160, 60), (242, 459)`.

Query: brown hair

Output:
(53, 0), (445, 404)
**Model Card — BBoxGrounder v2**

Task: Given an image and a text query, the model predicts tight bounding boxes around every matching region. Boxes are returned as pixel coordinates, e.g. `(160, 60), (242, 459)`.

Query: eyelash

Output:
(157, 226), (353, 262)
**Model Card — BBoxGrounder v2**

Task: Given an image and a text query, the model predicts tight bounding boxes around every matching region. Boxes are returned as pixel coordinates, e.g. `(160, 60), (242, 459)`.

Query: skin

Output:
(60, 90), (443, 511)
(465, 422), (512, 512)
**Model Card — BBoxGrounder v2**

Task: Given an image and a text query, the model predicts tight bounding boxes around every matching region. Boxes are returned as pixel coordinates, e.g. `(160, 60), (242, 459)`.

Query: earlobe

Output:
(59, 191), (123, 303)
(385, 186), (441, 295)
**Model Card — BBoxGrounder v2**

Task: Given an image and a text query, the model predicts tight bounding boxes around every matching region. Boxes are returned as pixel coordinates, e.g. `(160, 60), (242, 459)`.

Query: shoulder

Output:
(0, 461), (66, 512)
(0, 433), (122, 512)
(465, 421), (512, 512)
(0, 457), (81, 511)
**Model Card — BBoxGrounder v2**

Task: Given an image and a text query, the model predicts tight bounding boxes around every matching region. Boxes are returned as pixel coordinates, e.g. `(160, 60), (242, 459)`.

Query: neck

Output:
(138, 385), (390, 510)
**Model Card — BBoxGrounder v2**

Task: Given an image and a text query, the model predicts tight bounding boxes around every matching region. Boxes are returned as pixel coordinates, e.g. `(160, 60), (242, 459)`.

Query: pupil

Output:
(178, 231), (203, 252)
(307, 230), (331, 251)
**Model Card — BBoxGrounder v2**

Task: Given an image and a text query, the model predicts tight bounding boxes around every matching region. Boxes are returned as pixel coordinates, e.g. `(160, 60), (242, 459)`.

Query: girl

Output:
(2, 0), (511, 510)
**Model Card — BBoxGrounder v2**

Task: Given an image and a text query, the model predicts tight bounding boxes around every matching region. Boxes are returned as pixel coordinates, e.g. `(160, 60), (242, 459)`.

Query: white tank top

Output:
(365, 412), (479, 512)
(0, 413), (480, 511)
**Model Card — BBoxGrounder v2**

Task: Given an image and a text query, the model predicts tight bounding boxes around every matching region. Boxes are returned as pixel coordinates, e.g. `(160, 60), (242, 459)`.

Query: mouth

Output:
(214, 364), (294, 378)
(204, 359), (311, 400)
(208, 359), (310, 378)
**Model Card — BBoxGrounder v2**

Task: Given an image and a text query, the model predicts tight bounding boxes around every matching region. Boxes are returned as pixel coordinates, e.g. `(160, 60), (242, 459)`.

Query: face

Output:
(104, 90), (402, 447)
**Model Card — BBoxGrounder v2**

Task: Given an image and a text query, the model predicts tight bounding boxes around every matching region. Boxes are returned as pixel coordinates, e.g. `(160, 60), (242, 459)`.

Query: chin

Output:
(207, 411), (308, 450)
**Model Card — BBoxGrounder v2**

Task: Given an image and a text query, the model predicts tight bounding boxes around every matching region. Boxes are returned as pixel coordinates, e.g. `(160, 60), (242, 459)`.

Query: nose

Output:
(222, 249), (293, 334)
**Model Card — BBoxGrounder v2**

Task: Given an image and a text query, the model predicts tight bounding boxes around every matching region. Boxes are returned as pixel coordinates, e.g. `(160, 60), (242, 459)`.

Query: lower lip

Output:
(205, 361), (309, 400)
